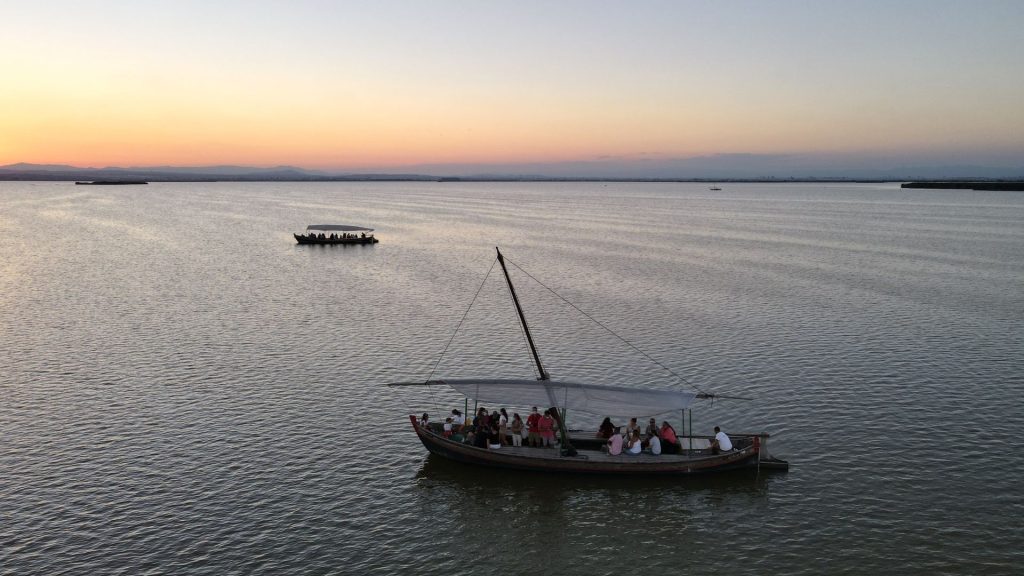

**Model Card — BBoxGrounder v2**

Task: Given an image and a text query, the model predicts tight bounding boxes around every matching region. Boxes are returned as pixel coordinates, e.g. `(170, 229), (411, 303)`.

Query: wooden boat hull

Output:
(408, 416), (778, 475)
(294, 234), (379, 245)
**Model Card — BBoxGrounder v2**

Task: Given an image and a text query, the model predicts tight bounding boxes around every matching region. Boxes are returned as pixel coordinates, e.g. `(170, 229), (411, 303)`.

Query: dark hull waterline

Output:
(409, 416), (787, 475)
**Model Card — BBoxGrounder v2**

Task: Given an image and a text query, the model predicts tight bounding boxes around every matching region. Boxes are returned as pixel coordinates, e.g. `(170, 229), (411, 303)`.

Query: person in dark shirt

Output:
(473, 422), (490, 448)
(645, 418), (659, 441)
(487, 422), (501, 449)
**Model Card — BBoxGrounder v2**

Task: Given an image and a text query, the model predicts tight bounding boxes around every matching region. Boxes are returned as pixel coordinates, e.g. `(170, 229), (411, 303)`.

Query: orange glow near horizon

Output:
(2, 3), (1022, 173)
(5, 67), (1020, 171)
(9, 84), (1017, 170)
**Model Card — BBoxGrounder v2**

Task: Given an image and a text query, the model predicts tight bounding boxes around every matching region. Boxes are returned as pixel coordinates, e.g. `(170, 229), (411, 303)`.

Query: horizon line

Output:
(3, 160), (1024, 182)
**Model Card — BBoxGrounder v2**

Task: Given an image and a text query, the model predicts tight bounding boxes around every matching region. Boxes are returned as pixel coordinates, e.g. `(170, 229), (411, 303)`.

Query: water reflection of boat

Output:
(294, 224), (378, 245)
(393, 247), (788, 476)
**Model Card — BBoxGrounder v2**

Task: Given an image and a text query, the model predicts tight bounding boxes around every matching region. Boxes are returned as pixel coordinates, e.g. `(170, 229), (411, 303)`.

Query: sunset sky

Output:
(1, 1), (1022, 175)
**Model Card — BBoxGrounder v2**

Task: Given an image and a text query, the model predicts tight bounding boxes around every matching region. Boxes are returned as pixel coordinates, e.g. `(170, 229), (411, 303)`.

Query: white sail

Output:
(434, 378), (697, 417)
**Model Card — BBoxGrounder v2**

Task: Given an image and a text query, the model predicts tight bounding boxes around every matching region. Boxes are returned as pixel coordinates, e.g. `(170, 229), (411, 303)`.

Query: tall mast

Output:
(496, 247), (549, 381)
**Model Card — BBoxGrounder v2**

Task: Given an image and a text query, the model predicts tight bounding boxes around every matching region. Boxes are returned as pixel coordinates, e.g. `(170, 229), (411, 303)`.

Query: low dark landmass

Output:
(1, 162), (439, 183)
(902, 181), (1024, 191)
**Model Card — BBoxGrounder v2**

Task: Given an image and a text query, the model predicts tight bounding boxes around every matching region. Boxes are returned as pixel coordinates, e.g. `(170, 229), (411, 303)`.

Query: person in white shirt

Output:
(498, 408), (509, 446)
(451, 409), (465, 430)
(711, 426), (732, 454)
(647, 434), (661, 455)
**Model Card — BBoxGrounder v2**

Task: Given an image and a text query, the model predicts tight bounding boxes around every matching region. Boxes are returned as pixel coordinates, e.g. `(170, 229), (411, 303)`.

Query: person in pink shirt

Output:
(606, 428), (623, 455)
(660, 421), (679, 454)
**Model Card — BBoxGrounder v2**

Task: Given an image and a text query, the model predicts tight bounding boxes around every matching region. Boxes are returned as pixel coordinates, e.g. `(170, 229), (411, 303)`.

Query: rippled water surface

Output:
(2, 182), (1022, 575)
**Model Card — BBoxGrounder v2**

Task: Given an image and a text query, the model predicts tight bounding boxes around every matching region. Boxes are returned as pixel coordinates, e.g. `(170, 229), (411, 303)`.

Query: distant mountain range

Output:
(0, 163), (437, 182)
(1, 160), (1022, 182)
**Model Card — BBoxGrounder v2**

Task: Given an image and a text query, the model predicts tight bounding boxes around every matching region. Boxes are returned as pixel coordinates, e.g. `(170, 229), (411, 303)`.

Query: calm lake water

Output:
(2, 181), (1022, 575)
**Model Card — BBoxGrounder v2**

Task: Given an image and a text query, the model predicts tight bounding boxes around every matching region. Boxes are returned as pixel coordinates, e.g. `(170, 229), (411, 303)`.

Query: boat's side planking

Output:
(409, 415), (763, 475)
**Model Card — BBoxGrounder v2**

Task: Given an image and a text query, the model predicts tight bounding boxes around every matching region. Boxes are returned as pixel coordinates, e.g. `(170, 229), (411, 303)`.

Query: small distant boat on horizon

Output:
(709, 184), (722, 191)
(294, 224), (379, 245)
(75, 180), (148, 185)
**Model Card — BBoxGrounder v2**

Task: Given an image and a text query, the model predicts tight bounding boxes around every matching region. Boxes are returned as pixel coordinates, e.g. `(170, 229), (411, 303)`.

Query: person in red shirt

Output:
(538, 409), (556, 448)
(526, 407), (541, 447)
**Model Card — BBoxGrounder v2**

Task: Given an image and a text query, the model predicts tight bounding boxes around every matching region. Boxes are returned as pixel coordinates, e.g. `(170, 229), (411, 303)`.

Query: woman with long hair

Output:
(498, 408), (509, 446)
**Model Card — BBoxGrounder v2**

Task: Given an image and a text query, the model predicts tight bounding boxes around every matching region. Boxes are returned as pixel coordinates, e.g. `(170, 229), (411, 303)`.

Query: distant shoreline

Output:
(2, 166), (1024, 189)
(3, 177), (1024, 189)
(0, 175), (913, 184)
(8, 174), (1024, 184)
(901, 181), (1024, 192)
(3, 162), (1022, 185)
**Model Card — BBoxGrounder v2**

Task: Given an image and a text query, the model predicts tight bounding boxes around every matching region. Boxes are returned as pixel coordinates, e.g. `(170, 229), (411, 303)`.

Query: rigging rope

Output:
(425, 257), (499, 383)
(503, 255), (711, 396)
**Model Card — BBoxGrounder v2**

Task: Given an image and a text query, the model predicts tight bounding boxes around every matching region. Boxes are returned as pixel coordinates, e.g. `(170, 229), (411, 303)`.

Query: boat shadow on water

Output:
(407, 452), (790, 564)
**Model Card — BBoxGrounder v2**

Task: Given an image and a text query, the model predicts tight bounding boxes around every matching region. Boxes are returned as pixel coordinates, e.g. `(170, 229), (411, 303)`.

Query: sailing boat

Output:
(392, 248), (787, 475)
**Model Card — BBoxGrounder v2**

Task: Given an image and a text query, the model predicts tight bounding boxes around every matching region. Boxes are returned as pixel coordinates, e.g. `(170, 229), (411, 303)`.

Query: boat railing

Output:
(419, 421), (768, 439)
(416, 418), (767, 454)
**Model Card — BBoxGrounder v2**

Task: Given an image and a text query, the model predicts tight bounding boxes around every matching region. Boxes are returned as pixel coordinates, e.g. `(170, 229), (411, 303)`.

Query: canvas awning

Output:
(431, 378), (697, 417)
(306, 224), (374, 232)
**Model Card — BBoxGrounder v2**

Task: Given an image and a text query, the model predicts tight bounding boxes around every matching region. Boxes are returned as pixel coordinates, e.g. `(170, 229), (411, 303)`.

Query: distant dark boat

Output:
(391, 247), (788, 476)
(709, 184), (722, 191)
(294, 224), (379, 245)
(75, 181), (148, 185)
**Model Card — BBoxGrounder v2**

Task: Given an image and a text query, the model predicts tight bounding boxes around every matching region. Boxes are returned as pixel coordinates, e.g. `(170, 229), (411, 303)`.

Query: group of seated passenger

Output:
(597, 417), (732, 456)
(305, 232), (370, 240)
(599, 417), (673, 455)
(418, 410), (732, 456)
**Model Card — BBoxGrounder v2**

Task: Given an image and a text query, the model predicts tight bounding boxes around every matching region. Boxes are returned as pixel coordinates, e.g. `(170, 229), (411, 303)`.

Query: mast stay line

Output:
(424, 257), (499, 384)
(502, 254), (714, 396)
(398, 248), (750, 404)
